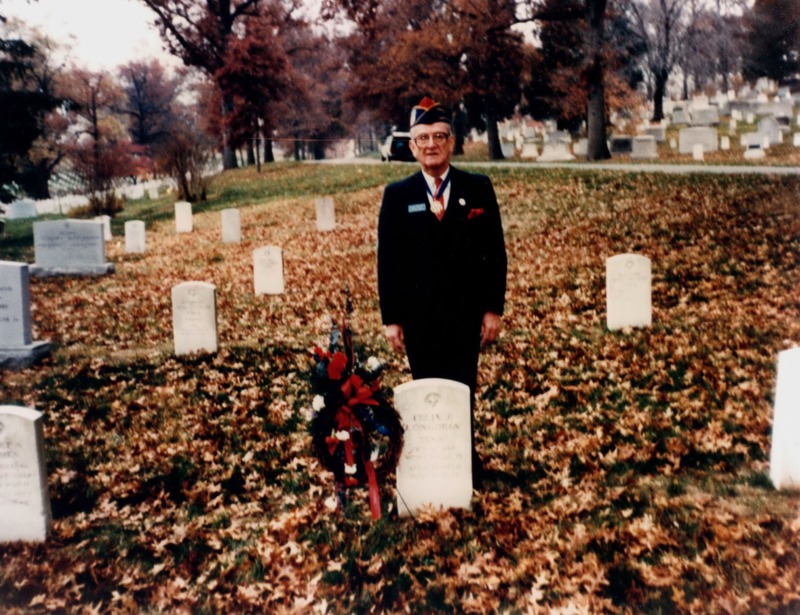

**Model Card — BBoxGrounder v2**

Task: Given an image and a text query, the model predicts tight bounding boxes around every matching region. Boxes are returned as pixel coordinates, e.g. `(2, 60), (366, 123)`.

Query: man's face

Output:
(409, 122), (455, 173)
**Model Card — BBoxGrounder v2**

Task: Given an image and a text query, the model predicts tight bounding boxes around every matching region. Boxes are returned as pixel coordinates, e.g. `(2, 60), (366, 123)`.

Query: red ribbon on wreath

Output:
(324, 404), (382, 520)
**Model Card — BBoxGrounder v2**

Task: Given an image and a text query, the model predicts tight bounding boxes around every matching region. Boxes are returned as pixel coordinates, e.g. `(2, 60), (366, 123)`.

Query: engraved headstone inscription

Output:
(253, 246), (285, 295)
(395, 378), (472, 516)
(0, 261), (50, 368)
(0, 405), (52, 542)
(172, 281), (218, 355)
(769, 348), (800, 489)
(606, 253), (652, 331)
(30, 219), (113, 276)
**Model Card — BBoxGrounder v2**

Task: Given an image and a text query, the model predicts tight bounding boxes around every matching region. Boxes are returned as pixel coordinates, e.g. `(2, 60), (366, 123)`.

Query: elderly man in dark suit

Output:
(377, 97), (507, 482)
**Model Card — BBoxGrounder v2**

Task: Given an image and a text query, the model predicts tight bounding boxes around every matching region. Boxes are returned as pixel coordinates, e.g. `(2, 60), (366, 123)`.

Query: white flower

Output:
(345, 463), (357, 475)
(366, 356), (382, 371)
(312, 395), (325, 411)
(335, 430), (350, 441)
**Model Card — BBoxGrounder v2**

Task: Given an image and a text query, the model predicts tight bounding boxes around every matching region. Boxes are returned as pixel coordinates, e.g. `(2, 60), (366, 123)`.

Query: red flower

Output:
(468, 208), (485, 220)
(327, 352), (348, 380)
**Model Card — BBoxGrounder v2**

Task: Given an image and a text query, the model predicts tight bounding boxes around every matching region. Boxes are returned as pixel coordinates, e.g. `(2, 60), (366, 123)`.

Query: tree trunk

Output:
(263, 138), (274, 163)
(246, 137), (256, 166)
(452, 108), (468, 156)
(220, 92), (238, 170)
(585, 0), (611, 161)
(485, 100), (504, 160)
(313, 139), (326, 160)
(652, 70), (667, 122)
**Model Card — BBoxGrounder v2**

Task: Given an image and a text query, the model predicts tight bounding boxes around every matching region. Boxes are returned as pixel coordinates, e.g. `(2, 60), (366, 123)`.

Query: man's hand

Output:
(481, 312), (502, 346)
(384, 324), (405, 352)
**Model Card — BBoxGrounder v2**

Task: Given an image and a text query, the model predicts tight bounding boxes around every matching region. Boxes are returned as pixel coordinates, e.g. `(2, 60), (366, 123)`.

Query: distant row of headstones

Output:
(0, 197), (337, 366)
(510, 117), (800, 162)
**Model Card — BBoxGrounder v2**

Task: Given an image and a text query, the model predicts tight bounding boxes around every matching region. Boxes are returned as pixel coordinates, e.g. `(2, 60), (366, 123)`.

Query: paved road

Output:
(318, 158), (800, 175)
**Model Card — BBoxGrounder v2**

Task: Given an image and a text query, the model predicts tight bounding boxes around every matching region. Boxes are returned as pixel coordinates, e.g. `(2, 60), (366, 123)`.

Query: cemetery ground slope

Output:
(1, 165), (800, 613)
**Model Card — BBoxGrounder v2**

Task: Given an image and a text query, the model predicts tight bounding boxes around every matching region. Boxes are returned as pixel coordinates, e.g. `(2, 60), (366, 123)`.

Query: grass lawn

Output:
(1, 160), (799, 613)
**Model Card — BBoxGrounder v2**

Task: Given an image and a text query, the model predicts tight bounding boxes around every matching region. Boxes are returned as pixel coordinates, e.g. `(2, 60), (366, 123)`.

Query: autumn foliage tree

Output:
(139, 0), (297, 170)
(118, 59), (182, 169)
(327, 0), (529, 160)
(59, 69), (141, 215)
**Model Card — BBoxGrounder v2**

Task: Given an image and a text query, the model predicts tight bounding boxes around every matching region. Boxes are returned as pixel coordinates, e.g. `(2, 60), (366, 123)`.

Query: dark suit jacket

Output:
(377, 166), (507, 387)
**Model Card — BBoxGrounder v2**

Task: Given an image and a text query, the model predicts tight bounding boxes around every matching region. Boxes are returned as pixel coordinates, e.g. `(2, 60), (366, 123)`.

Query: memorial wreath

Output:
(308, 290), (403, 520)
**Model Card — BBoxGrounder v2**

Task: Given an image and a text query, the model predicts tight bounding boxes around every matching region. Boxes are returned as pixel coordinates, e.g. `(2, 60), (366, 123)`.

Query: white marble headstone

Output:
(0, 405), (51, 542)
(171, 282), (218, 355)
(679, 127), (718, 154)
(0, 262), (50, 369)
(720, 135), (731, 151)
(631, 136), (658, 159)
(253, 246), (285, 295)
(6, 200), (38, 220)
(0, 261), (32, 346)
(148, 186), (159, 200)
(31, 220), (113, 276)
(124, 220), (146, 254)
(175, 201), (193, 234)
(315, 197), (335, 232)
(221, 208), (241, 244)
(770, 348), (800, 489)
(93, 215), (112, 241)
(606, 254), (652, 331)
(395, 378), (472, 516)
(793, 133), (800, 148)
(692, 143), (705, 161)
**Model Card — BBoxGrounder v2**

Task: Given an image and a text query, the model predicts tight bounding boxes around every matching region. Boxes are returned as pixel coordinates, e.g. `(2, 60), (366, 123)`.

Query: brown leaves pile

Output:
(1, 166), (799, 613)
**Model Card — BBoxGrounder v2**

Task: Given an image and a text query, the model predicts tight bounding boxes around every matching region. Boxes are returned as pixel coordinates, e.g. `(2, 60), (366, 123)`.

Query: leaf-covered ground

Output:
(2, 164), (800, 613)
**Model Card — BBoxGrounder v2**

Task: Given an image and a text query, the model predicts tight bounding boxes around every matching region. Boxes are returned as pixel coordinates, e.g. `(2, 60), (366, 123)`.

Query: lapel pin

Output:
(458, 198), (466, 206)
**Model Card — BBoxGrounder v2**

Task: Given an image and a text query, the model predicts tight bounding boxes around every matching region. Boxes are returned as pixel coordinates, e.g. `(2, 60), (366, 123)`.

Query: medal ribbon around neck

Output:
(426, 173), (451, 204)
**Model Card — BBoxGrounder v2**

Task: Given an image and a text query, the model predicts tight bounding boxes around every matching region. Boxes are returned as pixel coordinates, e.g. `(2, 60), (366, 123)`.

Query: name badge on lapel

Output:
(407, 203), (426, 214)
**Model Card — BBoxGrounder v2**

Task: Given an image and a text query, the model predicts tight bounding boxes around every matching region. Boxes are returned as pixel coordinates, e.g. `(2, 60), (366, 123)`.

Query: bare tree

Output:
(626, 0), (689, 121)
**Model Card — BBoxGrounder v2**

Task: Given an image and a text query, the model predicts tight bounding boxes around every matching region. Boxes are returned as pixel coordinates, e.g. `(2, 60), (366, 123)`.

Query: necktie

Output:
(432, 176), (445, 221)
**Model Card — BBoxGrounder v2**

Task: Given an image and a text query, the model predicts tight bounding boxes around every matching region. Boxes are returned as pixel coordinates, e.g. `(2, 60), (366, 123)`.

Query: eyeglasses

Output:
(412, 132), (451, 146)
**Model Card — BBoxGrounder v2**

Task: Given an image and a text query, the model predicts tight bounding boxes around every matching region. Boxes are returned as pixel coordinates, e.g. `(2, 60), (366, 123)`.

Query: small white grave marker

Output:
(253, 246), (285, 295)
(0, 405), (52, 542)
(395, 378), (472, 516)
(171, 282), (218, 355)
(315, 197), (336, 232)
(124, 220), (146, 253)
(769, 348), (800, 489)
(720, 135), (731, 151)
(692, 143), (704, 161)
(221, 208), (241, 244)
(93, 215), (112, 241)
(793, 133), (800, 148)
(606, 254), (652, 331)
(175, 201), (193, 234)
